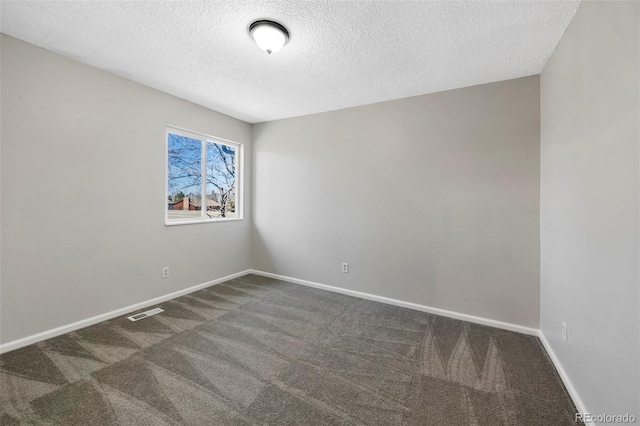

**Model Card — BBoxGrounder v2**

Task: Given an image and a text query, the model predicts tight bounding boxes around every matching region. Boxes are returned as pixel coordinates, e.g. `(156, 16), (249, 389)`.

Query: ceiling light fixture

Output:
(249, 20), (289, 55)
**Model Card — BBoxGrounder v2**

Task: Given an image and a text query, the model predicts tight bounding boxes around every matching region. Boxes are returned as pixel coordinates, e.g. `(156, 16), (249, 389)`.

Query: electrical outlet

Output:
(562, 322), (567, 343)
(342, 263), (349, 273)
(162, 267), (170, 278)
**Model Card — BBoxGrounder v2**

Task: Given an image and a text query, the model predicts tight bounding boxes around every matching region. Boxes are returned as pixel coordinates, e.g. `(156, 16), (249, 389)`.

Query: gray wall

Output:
(540, 0), (640, 418)
(253, 76), (541, 328)
(0, 35), (252, 344)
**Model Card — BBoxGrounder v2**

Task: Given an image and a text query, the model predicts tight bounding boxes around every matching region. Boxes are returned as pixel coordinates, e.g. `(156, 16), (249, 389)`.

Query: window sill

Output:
(165, 217), (244, 226)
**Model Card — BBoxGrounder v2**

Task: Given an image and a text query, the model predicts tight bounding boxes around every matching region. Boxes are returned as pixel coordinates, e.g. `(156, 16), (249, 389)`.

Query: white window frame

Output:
(165, 126), (243, 226)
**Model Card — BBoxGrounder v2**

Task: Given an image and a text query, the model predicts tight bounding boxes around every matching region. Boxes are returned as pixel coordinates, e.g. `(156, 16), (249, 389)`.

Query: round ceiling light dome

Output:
(249, 20), (289, 55)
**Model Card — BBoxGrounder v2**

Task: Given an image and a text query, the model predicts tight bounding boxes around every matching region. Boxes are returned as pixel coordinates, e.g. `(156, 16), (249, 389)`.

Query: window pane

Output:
(167, 133), (202, 220)
(206, 142), (236, 219)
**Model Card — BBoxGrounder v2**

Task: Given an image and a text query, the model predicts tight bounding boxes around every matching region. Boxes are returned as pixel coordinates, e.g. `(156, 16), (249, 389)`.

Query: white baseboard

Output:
(3, 267), (589, 423)
(0, 269), (252, 354)
(538, 331), (593, 425)
(249, 269), (593, 422)
(248, 269), (539, 336)
(252, 270), (594, 419)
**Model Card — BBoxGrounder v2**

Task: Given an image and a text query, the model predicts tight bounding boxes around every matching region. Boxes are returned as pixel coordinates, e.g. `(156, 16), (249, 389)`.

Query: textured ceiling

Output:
(1, 1), (579, 123)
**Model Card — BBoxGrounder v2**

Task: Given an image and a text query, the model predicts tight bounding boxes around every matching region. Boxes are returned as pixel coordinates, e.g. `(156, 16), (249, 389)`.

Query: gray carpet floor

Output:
(1, 274), (580, 425)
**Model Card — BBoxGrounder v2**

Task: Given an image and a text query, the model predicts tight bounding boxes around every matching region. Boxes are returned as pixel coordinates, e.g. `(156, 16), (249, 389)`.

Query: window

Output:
(166, 126), (242, 225)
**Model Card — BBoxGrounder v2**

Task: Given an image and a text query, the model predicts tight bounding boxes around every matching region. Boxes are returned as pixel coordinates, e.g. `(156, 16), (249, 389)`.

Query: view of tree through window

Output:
(206, 142), (236, 218)
(167, 129), (240, 223)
